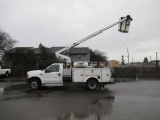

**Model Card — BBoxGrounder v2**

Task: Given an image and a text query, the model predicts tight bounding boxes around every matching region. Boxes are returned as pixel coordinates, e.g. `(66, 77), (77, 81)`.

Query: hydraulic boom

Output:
(55, 15), (132, 65)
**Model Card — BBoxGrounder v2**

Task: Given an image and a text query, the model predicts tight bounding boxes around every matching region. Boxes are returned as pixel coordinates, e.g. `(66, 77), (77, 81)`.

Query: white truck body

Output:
(0, 66), (11, 77)
(27, 63), (113, 90)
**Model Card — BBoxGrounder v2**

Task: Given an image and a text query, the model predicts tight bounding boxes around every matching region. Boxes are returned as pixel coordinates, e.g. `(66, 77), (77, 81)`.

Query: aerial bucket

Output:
(118, 15), (132, 33)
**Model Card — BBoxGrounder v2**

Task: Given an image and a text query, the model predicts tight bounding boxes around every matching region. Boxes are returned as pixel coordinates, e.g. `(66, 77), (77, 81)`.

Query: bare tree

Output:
(143, 57), (149, 63)
(90, 49), (107, 62)
(0, 30), (17, 52)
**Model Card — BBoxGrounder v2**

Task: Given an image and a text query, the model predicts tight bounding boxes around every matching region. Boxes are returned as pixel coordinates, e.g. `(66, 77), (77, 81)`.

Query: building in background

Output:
(50, 47), (90, 62)
(151, 60), (160, 67)
(5, 47), (90, 67)
(127, 62), (156, 67)
(108, 60), (120, 67)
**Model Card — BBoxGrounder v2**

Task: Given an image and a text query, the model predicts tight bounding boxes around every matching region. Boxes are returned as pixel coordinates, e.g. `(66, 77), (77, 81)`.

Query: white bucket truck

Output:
(26, 15), (132, 90)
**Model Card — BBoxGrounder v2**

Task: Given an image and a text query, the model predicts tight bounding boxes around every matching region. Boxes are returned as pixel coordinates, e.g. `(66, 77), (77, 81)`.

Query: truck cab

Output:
(27, 63), (64, 89)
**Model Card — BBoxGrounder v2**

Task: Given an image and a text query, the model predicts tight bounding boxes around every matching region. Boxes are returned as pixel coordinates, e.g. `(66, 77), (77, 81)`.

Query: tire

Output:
(87, 79), (98, 90)
(5, 72), (9, 77)
(30, 79), (41, 90)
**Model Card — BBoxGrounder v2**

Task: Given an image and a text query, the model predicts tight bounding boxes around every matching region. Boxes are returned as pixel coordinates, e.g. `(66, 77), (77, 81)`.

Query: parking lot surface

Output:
(0, 80), (160, 120)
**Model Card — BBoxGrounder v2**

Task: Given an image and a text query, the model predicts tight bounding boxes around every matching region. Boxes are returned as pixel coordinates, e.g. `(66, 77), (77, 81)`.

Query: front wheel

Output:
(30, 79), (41, 90)
(87, 79), (98, 90)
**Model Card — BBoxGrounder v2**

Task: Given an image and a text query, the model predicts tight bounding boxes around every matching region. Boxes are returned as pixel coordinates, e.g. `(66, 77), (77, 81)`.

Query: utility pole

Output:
(127, 47), (129, 64)
(121, 55), (125, 65)
(156, 52), (158, 60)
(150, 56), (152, 62)
(156, 52), (158, 67)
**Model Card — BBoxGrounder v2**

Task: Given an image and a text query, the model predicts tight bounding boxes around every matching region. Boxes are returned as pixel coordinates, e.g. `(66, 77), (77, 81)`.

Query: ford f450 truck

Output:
(26, 15), (132, 90)
(26, 63), (113, 90)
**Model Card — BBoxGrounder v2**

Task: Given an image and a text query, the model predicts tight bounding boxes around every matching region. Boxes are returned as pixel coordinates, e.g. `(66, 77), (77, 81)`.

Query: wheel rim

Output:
(31, 81), (38, 89)
(89, 81), (97, 89)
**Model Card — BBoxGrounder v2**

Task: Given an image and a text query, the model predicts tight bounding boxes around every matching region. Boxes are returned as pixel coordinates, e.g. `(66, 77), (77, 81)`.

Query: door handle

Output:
(58, 73), (61, 76)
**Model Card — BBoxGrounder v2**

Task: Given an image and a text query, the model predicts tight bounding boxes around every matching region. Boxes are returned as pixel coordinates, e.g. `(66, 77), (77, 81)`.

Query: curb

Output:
(0, 77), (26, 82)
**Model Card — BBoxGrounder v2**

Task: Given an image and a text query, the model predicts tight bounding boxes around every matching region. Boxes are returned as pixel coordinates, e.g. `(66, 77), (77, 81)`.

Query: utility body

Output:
(26, 15), (132, 90)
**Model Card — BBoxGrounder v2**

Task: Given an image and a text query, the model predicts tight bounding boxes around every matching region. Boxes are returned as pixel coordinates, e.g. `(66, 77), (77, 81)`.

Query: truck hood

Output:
(27, 70), (43, 74)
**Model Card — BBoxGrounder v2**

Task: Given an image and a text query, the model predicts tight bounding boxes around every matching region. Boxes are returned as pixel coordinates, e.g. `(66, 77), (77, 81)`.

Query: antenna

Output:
(150, 56), (152, 62)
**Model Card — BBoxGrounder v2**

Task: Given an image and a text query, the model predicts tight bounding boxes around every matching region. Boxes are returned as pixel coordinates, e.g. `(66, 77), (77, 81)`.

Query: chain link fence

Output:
(10, 66), (37, 77)
(9, 66), (160, 79)
(112, 67), (160, 79)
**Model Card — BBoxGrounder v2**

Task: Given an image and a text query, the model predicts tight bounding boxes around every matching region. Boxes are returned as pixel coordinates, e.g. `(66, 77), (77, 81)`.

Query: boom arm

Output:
(55, 15), (132, 65)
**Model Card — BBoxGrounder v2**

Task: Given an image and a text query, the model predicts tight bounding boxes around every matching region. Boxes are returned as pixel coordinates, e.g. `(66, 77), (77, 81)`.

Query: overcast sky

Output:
(1, 0), (160, 63)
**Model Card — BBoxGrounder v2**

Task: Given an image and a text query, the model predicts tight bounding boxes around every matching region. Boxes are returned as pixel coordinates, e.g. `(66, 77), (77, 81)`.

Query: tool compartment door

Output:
(72, 68), (84, 82)
(101, 68), (110, 82)
(84, 68), (101, 81)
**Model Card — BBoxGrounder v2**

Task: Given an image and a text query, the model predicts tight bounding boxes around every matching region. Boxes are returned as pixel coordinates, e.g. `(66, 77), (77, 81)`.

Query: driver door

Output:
(42, 64), (62, 84)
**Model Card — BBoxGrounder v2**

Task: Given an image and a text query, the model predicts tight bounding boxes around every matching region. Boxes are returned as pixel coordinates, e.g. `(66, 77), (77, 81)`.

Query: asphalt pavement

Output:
(0, 80), (160, 120)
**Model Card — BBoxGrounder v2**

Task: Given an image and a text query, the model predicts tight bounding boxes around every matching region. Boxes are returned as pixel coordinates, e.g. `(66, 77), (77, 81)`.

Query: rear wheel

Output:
(30, 79), (41, 90)
(87, 79), (98, 90)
